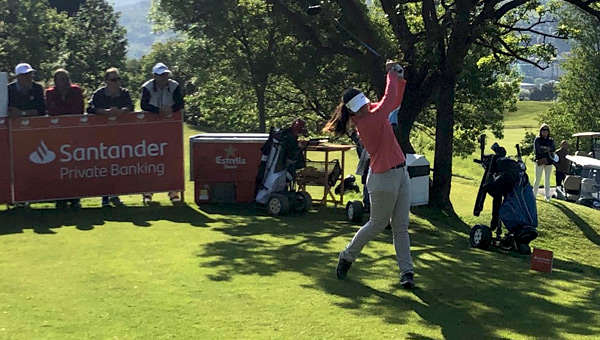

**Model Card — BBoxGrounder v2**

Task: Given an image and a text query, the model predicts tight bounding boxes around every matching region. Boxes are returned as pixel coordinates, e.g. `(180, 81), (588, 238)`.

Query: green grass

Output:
(504, 101), (554, 129)
(1, 102), (599, 339)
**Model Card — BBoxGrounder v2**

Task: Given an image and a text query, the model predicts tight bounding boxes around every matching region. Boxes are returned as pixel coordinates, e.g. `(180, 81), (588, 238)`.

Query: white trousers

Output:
(533, 164), (553, 199)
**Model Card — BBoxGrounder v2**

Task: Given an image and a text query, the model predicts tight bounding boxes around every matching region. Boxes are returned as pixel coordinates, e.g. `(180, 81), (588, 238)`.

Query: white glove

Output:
(394, 64), (404, 78)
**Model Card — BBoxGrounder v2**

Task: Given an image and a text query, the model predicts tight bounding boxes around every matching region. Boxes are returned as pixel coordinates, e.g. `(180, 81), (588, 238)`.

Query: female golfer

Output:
(323, 60), (414, 289)
(533, 123), (556, 201)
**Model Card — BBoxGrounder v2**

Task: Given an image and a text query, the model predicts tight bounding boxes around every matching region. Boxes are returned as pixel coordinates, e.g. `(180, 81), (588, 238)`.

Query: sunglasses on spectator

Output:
(541, 128), (549, 131)
(107, 77), (121, 82)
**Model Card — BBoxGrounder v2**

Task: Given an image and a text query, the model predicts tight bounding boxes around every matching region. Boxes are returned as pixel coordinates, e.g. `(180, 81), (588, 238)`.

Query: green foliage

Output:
(0, 0), (128, 96)
(48, 0), (86, 16)
(0, 0), (70, 81)
(520, 130), (538, 157)
(60, 0), (128, 93)
(540, 8), (600, 145)
(117, 0), (174, 59)
(529, 82), (558, 101)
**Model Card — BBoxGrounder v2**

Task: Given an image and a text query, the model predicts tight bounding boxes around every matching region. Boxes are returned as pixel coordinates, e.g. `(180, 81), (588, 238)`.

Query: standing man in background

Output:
(554, 140), (570, 190)
(140, 63), (184, 204)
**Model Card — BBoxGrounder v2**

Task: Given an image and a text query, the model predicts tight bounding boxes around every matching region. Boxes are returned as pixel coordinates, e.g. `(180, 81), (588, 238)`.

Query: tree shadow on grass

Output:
(197, 206), (600, 339)
(548, 200), (600, 247)
(0, 203), (213, 236)
(197, 202), (270, 217)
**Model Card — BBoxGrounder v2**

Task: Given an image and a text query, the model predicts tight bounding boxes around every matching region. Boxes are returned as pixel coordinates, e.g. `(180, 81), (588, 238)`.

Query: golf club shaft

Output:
(335, 21), (385, 60)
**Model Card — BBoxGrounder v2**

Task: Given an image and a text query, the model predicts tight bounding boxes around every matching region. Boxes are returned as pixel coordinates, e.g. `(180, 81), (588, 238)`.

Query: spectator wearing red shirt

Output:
(45, 69), (83, 210)
(45, 69), (84, 116)
(323, 60), (414, 289)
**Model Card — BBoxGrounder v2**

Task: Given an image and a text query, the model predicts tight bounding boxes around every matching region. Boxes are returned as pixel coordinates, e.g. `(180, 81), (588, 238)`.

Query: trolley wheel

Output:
(470, 224), (493, 249)
(294, 191), (313, 213)
(346, 200), (364, 223)
(267, 194), (290, 216)
(517, 243), (531, 255)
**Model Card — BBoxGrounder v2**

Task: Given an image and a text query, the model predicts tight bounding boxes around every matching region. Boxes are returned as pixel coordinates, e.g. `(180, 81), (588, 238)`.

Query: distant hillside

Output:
(115, 0), (175, 59)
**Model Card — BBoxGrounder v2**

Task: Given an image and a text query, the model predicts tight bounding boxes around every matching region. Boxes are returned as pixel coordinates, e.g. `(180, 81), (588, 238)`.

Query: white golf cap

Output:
(551, 153), (559, 163)
(345, 92), (370, 113)
(15, 63), (35, 75)
(152, 62), (170, 75)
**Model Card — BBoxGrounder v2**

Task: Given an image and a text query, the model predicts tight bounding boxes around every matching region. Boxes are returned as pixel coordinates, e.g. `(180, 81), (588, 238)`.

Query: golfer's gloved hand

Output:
(394, 64), (404, 78)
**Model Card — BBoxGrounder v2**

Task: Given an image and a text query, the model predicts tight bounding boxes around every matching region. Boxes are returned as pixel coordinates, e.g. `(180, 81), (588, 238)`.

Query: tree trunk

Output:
(429, 75), (457, 210)
(256, 84), (266, 132)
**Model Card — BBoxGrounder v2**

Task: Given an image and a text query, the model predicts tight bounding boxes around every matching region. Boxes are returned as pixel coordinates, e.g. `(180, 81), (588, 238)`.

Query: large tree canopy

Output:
(149, 0), (599, 210)
(537, 5), (600, 146)
(49, 0), (85, 16)
(0, 0), (127, 93)
(267, 0), (599, 209)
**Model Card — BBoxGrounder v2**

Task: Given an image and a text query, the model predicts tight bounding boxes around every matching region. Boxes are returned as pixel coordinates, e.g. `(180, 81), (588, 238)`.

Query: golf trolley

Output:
(470, 135), (538, 255)
(255, 121), (315, 216)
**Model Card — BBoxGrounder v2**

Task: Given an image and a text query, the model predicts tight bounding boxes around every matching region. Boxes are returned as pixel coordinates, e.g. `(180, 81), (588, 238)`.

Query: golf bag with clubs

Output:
(254, 120), (312, 216)
(470, 135), (538, 254)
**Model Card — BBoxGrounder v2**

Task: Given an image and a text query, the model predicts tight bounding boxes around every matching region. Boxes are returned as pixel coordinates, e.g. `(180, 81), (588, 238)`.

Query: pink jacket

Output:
(351, 73), (406, 173)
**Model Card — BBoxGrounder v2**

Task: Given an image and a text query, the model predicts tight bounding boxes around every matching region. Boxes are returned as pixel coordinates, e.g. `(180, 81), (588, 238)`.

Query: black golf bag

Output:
(254, 125), (312, 215)
(470, 135), (538, 254)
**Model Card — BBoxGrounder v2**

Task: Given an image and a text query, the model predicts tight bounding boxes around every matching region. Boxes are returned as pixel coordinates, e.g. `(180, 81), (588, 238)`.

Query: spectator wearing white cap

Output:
(7, 63), (45, 118)
(140, 62), (184, 205)
(140, 63), (184, 115)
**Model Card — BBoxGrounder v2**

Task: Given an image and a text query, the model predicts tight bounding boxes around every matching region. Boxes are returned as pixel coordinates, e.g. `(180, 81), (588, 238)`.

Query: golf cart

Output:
(470, 135), (538, 255)
(572, 132), (600, 159)
(554, 155), (600, 209)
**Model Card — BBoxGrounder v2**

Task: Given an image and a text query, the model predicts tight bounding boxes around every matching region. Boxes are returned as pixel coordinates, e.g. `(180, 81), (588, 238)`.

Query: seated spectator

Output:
(46, 69), (84, 116)
(45, 68), (84, 210)
(140, 63), (183, 205)
(88, 67), (133, 207)
(7, 63), (45, 118)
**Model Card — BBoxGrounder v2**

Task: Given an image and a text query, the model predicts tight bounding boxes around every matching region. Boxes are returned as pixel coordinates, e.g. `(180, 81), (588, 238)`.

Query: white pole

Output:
(0, 72), (7, 117)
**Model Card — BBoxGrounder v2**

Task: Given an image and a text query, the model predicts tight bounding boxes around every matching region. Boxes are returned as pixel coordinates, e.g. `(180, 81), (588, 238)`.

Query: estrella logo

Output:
(29, 141), (56, 164)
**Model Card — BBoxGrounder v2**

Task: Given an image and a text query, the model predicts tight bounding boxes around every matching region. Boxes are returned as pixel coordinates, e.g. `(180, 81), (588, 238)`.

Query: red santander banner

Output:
(9, 112), (184, 202)
(0, 117), (10, 204)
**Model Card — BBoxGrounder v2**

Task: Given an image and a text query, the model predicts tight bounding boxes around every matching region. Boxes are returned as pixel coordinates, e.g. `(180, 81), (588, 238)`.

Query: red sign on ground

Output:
(531, 248), (553, 273)
(0, 117), (11, 204)
(9, 112), (184, 202)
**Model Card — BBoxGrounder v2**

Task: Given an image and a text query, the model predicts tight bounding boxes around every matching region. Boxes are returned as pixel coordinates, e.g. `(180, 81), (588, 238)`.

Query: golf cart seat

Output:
(575, 151), (588, 156)
(563, 175), (581, 199)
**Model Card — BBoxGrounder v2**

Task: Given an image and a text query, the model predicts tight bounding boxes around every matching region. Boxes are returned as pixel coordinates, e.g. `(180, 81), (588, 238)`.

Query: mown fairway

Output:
(1, 101), (599, 340)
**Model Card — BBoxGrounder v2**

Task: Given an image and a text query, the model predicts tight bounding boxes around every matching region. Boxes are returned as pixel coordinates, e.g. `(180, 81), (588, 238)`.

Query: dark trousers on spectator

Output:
(556, 171), (566, 188)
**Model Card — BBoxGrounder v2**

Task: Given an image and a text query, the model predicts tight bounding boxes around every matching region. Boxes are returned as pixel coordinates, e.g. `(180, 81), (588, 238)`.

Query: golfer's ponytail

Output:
(323, 103), (351, 136)
(323, 88), (362, 136)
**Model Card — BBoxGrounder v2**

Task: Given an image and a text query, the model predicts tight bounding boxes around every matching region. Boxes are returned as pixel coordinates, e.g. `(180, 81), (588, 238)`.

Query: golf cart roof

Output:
(572, 132), (600, 138)
(566, 155), (600, 169)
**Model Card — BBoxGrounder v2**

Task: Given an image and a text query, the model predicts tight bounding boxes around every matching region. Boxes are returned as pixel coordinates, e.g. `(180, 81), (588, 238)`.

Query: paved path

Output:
(536, 186), (557, 198)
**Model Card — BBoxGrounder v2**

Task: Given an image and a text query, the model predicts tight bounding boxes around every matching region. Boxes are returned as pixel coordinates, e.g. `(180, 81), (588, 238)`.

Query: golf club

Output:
(307, 4), (385, 60)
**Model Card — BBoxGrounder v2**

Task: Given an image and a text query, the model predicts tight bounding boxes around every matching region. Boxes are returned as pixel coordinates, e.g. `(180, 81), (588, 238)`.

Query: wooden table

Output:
(301, 143), (356, 206)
